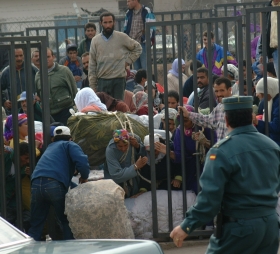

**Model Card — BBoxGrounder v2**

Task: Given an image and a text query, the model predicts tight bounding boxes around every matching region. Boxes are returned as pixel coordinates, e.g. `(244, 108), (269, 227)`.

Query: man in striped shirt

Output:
(179, 77), (232, 142)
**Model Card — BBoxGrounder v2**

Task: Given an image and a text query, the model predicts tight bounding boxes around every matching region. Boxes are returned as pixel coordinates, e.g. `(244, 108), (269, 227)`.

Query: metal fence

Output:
(0, 36), (49, 230)
(26, 25), (85, 61)
(145, 15), (244, 239)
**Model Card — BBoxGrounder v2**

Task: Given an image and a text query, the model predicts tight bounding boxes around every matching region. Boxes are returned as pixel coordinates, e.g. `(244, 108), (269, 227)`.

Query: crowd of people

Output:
(0, 1), (279, 251)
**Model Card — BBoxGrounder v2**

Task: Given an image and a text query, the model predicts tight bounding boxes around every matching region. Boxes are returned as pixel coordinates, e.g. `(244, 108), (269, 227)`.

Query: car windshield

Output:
(0, 217), (27, 245)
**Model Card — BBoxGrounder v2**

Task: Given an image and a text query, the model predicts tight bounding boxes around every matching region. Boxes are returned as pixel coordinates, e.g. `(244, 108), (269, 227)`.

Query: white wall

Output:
(0, 0), (119, 20)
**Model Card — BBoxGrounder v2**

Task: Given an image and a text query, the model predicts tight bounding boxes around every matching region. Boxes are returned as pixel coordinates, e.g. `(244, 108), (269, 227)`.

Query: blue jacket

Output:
(31, 140), (90, 188)
(1, 63), (38, 105)
(124, 5), (156, 44)
(256, 94), (280, 146)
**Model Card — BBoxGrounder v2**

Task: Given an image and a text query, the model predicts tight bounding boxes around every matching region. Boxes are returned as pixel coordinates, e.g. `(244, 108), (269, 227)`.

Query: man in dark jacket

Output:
(28, 126), (90, 241)
(1, 48), (38, 115)
(195, 67), (217, 109)
(77, 22), (96, 57)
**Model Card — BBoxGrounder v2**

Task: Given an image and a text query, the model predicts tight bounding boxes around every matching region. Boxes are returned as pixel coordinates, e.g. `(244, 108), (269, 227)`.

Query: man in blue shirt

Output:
(28, 126), (90, 241)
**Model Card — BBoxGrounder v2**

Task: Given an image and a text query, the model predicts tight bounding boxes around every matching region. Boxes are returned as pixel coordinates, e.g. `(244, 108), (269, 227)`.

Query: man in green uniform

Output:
(171, 96), (280, 254)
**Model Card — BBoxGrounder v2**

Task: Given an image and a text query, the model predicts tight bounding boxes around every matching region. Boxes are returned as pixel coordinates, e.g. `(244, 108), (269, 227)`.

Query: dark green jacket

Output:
(18, 101), (42, 122)
(35, 63), (77, 115)
(78, 37), (91, 57)
(180, 125), (280, 234)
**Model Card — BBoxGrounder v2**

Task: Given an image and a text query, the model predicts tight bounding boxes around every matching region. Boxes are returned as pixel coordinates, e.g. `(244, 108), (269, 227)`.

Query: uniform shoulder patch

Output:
(213, 135), (231, 148)
(209, 154), (216, 160)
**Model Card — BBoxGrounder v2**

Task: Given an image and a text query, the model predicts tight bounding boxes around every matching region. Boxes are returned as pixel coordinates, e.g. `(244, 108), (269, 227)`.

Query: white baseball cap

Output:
(53, 126), (71, 136)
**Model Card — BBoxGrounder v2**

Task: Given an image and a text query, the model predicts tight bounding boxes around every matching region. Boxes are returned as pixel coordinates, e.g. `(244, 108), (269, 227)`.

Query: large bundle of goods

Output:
(67, 112), (148, 167)
(125, 190), (196, 238)
(65, 180), (135, 239)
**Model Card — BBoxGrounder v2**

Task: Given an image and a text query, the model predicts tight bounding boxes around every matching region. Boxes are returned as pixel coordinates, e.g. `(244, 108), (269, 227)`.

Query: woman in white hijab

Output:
(74, 87), (107, 113)
(253, 77), (280, 146)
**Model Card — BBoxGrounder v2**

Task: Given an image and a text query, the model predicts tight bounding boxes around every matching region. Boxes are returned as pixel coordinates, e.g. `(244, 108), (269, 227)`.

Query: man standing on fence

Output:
(88, 12), (142, 100)
(124, 0), (156, 70)
(170, 96), (280, 254)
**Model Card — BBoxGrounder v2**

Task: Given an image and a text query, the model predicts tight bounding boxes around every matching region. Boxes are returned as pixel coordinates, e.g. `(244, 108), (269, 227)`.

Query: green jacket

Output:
(35, 63), (77, 115)
(78, 37), (91, 57)
(180, 125), (280, 234)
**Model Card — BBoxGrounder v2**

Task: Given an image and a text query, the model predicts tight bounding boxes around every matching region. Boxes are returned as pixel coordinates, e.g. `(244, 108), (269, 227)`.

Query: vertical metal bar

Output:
(146, 23), (158, 238)
(10, 43), (23, 230)
(222, 21), (228, 78)
(277, 11), (280, 122)
(40, 39), (51, 151)
(237, 17), (244, 96)
(25, 42), (36, 174)
(55, 29), (59, 61)
(245, 9), (252, 96)
(161, 26), (173, 232)
(261, 12), (269, 136)
(0, 49), (6, 218)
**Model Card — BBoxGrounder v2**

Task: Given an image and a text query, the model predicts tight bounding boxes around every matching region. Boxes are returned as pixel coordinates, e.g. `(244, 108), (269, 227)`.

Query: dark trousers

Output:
(28, 177), (74, 241)
(51, 107), (72, 126)
(206, 213), (279, 254)
(97, 78), (126, 100)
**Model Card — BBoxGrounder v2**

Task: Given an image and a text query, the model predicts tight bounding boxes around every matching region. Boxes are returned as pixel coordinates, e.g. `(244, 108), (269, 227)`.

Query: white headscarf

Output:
(74, 88), (107, 112)
(256, 77), (279, 121)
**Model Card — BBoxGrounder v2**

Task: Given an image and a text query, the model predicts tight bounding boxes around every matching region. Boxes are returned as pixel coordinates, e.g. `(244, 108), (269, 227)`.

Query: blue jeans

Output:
(28, 177), (74, 241)
(272, 50), (279, 78)
(133, 43), (146, 70)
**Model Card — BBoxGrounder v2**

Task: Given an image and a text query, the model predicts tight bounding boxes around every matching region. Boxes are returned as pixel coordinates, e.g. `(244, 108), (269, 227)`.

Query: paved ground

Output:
(159, 240), (280, 254)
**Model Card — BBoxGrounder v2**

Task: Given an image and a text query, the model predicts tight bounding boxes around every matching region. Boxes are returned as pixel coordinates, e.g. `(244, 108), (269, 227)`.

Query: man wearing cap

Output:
(180, 77), (232, 142)
(88, 12), (142, 100)
(18, 91), (43, 122)
(59, 44), (83, 89)
(28, 126), (90, 241)
(170, 96), (280, 253)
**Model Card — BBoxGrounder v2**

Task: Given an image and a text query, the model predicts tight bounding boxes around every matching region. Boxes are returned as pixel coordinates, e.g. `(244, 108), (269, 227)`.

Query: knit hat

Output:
(113, 129), (129, 143)
(4, 113), (27, 141)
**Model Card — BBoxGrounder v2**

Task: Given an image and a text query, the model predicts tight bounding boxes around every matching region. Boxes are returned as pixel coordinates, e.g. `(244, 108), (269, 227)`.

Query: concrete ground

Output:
(159, 240), (280, 254)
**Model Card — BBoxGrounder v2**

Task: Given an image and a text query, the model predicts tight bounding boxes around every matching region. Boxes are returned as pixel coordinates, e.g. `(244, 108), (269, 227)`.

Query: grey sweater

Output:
(88, 31), (142, 90)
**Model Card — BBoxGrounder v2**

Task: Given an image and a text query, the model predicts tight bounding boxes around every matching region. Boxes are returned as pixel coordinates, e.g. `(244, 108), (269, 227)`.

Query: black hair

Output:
(214, 77), (232, 89)
(203, 31), (214, 39)
(85, 22), (96, 31)
(190, 60), (202, 72)
(53, 135), (72, 142)
(51, 122), (64, 127)
(168, 90), (179, 102)
(19, 142), (29, 156)
(225, 108), (252, 128)
(197, 67), (208, 76)
(100, 12), (115, 22)
(135, 69), (147, 83)
(212, 74), (220, 84)
(243, 59), (246, 67)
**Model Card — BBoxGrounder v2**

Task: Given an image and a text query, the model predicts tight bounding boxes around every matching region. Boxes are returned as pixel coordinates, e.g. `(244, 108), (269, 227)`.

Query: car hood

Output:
(1, 239), (163, 254)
